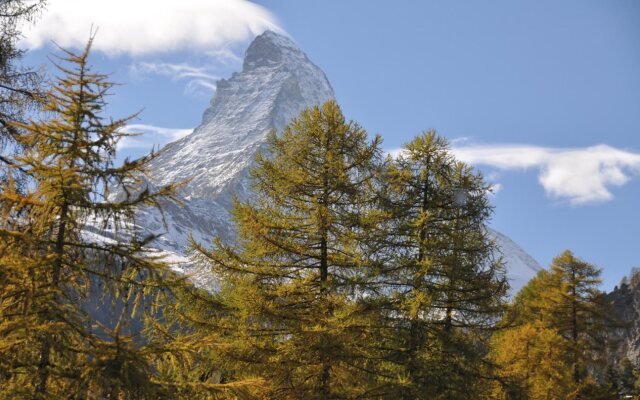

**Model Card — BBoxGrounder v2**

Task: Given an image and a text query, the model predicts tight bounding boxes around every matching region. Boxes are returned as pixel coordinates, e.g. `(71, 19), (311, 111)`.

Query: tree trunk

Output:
(571, 267), (580, 384)
(35, 202), (68, 397)
(319, 136), (331, 400)
(404, 167), (431, 400)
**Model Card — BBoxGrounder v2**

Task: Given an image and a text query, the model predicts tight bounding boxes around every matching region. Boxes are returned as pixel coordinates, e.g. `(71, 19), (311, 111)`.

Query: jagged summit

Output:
(243, 30), (306, 72)
(133, 30), (334, 251)
(146, 30), (334, 203)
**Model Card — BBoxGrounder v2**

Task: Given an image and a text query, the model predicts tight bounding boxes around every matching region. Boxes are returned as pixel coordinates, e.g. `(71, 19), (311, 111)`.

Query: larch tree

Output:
(191, 100), (388, 399)
(490, 251), (618, 398)
(0, 0), (46, 168)
(490, 270), (576, 399)
(542, 250), (617, 385)
(490, 322), (574, 400)
(379, 131), (508, 399)
(0, 38), (179, 399)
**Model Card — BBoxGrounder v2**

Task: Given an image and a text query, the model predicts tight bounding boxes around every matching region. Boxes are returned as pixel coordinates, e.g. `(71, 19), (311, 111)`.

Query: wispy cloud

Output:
(118, 124), (193, 150)
(20, 0), (282, 56)
(130, 62), (220, 96)
(205, 48), (243, 65)
(132, 62), (219, 81)
(184, 79), (218, 96)
(452, 144), (640, 205)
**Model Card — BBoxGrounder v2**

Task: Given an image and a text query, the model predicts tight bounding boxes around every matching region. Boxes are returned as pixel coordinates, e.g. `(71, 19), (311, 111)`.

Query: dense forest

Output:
(1, 2), (639, 399)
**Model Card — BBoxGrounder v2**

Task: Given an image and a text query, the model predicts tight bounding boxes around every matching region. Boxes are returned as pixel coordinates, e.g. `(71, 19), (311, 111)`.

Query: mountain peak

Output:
(243, 30), (304, 72)
(130, 30), (540, 298)
(139, 29), (334, 246)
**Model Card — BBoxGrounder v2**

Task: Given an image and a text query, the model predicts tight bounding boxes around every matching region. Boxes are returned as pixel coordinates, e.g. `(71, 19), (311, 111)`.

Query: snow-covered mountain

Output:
(148, 32), (333, 201)
(488, 229), (542, 292)
(134, 31), (334, 251)
(135, 30), (541, 293)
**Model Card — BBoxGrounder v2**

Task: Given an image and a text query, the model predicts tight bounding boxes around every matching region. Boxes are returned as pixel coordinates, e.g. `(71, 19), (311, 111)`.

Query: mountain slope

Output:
(135, 30), (541, 293)
(608, 275), (640, 365)
(147, 31), (334, 203)
(134, 31), (334, 251)
(488, 229), (542, 292)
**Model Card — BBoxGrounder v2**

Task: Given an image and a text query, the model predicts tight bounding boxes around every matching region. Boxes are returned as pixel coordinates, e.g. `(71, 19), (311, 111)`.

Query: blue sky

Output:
(20, 0), (640, 290)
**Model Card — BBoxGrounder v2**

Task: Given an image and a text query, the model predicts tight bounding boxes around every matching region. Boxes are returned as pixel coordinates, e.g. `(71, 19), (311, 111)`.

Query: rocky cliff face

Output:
(134, 31), (335, 251)
(132, 30), (541, 293)
(147, 31), (334, 203)
(609, 275), (640, 365)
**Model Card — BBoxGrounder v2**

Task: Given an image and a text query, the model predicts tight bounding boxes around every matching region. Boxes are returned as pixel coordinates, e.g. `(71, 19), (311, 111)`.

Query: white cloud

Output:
(184, 79), (218, 96)
(132, 62), (219, 81)
(130, 62), (220, 96)
(452, 144), (640, 205)
(118, 124), (192, 150)
(21, 0), (282, 56)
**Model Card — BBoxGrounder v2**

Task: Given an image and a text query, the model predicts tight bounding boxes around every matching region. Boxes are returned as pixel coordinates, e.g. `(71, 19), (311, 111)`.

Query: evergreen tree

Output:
(0, 0), (46, 168)
(148, 279), (268, 399)
(541, 250), (615, 384)
(191, 100), (386, 399)
(617, 358), (639, 396)
(379, 131), (508, 399)
(490, 251), (618, 399)
(490, 320), (574, 399)
(0, 38), (178, 399)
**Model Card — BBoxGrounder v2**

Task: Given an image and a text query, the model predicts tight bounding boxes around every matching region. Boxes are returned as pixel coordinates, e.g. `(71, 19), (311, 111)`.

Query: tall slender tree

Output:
(192, 100), (387, 399)
(542, 250), (615, 385)
(490, 251), (618, 398)
(0, 38), (178, 399)
(0, 0), (46, 168)
(379, 131), (508, 399)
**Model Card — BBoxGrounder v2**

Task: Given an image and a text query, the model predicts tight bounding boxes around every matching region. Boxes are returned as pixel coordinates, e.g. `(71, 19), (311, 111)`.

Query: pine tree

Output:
(490, 251), (618, 399)
(490, 322), (573, 400)
(541, 250), (615, 384)
(379, 131), (508, 399)
(148, 279), (268, 399)
(0, 38), (178, 399)
(0, 0), (46, 168)
(616, 358), (639, 396)
(191, 100), (387, 399)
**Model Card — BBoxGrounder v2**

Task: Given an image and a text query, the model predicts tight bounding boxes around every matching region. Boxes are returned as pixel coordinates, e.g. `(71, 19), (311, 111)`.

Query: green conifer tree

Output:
(379, 131), (508, 399)
(0, 0), (46, 181)
(0, 38), (178, 399)
(0, 0), (46, 144)
(490, 251), (618, 398)
(191, 100), (387, 399)
(540, 250), (615, 385)
(490, 321), (574, 400)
